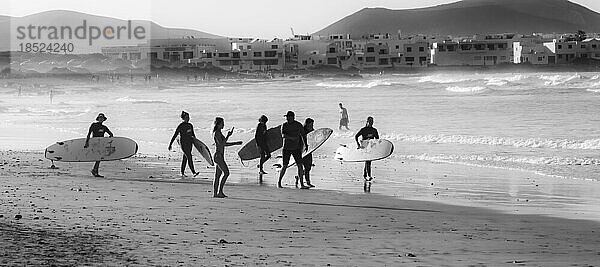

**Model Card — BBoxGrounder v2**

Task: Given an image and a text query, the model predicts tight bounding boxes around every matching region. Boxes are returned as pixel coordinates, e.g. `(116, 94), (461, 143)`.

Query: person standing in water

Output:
(301, 118), (315, 187)
(84, 113), (113, 178)
(212, 117), (242, 198)
(355, 116), (379, 181)
(278, 111), (309, 189)
(255, 115), (271, 174)
(168, 111), (199, 178)
(339, 103), (350, 130)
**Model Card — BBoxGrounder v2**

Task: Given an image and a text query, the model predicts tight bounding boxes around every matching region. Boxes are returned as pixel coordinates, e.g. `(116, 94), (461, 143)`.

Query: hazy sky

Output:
(3, 0), (600, 38)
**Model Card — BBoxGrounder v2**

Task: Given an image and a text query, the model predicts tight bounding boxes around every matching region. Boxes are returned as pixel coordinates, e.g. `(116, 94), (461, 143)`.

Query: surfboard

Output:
(273, 128), (334, 169)
(45, 137), (138, 162)
(177, 137), (214, 166)
(238, 125), (283, 161)
(334, 139), (394, 162)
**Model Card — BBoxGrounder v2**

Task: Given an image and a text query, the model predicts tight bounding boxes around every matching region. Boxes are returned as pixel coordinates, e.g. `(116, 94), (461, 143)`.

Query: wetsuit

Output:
(355, 126), (379, 179)
(255, 122), (270, 169)
(281, 120), (305, 166)
(176, 122), (196, 174)
(302, 126), (313, 172)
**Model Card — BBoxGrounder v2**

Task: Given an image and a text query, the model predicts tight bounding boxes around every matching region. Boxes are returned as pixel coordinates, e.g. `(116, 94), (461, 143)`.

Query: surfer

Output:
(355, 116), (379, 181)
(84, 113), (113, 178)
(212, 117), (243, 198)
(256, 115), (271, 174)
(278, 111), (309, 189)
(301, 118), (315, 187)
(168, 111), (199, 178)
(339, 103), (350, 130)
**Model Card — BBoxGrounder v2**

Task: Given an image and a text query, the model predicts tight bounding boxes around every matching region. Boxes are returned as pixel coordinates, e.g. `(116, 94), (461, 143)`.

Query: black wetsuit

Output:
(302, 126), (313, 171)
(282, 120), (305, 166)
(175, 122), (196, 174)
(89, 122), (112, 138)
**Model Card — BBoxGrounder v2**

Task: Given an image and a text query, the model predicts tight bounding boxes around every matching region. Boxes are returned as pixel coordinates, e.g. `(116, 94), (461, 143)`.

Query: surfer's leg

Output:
(213, 159), (222, 197)
(217, 161), (230, 197)
(259, 149), (267, 174)
(366, 161), (372, 180)
(278, 150), (291, 188)
(181, 155), (187, 176)
(292, 150), (307, 188)
(92, 161), (102, 177)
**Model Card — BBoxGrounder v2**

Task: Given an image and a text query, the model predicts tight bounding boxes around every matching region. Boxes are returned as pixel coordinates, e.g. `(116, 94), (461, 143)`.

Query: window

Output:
(329, 47), (336, 53)
(439, 45), (446, 52)
(500, 56), (506, 60)
(475, 44), (485, 50)
(239, 45), (244, 50)
(253, 60), (263, 65)
(218, 52), (229, 57)
(327, 58), (337, 64)
(593, 44), (598, 49)
(183, 51), (194, 59)
(460, 44), (471, 51)
(419, 57), (427, 62)
(379, 49), (387, 55)
(379, 58), (388, 65)
(406, 47), (412, 52)
(487, 44), (495, 50)
(395, 45), (400, 49)
(498, 43), (506, 50)
(302, 60), (307, 65)
(264, 51), (277, 57)
(265, 59), (279, 65)
(367, 47), (375, 53)
(582, 54), (588, 58)
(254, 52), (262, 57)
(271, 45), (278, 49)
(558, 54), (563, 59)
(538, 57), (543, 61)
(558, 45), (562, 49)
(232, 52), (240, 59)
(366, 57), (375, 62)
(568, 45), (573, 49)
(447, 45), (456, 52)
(582, 45), (587, 49)
(162, 52), (169, 60)
(473, 56), (482, 60)
(242, 52), (248, 56)
(405, 57), (414, 62)
(248, 45), (252, 50)
(357, 57), (363, 61)
(419, 47), (424, 52)
(149, 52), (158, 59)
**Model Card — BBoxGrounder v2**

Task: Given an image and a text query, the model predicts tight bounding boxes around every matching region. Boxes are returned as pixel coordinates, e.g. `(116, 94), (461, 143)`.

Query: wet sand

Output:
(1, 150), (599, 266)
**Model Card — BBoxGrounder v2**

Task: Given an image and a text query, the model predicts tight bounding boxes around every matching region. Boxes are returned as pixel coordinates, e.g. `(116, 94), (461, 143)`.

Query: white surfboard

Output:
(177, 137), (214, 166)
(45, 137), (138, 162)
(273, 128), (334, 169)
(334, 139), (394, 162)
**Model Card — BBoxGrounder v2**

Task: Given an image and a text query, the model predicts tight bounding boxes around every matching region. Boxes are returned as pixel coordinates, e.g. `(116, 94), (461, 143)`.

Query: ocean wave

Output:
(418, 75), (477, 84)
(315, 80), (392, 88)
(484, 74), (525, 86)
(587, 88), (600, 93)
(115, 97), (168, 104)
(382, 133), (600, 150)
(397, 153), (600, 166)
(539, 73), (581, 86)
(445, 86), (486, 93)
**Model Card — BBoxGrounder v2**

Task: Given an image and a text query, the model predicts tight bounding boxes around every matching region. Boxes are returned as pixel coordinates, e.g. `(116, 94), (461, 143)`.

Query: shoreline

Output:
(2, 150), (600, 265)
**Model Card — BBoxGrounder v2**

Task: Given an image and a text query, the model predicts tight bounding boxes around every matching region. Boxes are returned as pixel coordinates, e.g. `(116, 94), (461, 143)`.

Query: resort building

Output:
(431, 34), (517, 66)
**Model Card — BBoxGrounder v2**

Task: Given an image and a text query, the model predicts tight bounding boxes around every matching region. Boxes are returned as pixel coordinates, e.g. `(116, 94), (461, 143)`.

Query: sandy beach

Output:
(1, 150), (599, 266)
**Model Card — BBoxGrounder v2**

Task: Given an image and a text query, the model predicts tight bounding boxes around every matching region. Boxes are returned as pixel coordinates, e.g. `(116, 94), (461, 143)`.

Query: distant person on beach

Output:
(212, 117), (243, 198)
(84, 113), (113, 178)
(168, 111), (199, 178)
(278, 111), (309, 189)
(256, 115), (271, 174)
(355, 116), (379, 181)
(339, 103), (349, 130)
(299, 118), (315, 187)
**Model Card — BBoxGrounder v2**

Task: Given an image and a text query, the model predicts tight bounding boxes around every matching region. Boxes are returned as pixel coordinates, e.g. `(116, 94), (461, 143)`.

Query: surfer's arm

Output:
(105, 127), (114, 137)
(168, 128), (179, 149)
(354, 131), (362, 148)
(84, 125), (93, 147)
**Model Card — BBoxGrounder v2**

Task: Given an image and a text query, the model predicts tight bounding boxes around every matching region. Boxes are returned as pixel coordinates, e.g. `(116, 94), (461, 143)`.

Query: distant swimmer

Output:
(84, 113), (113, 178)
(339, 103), (350, 130)
(301, 118), (315, 188)
(355, 116), (379, 181)
(212, 117), (243, 198)
(278, 111), (309, 189)
(168, 111), (199, 178)
(256, 115), (271, 174)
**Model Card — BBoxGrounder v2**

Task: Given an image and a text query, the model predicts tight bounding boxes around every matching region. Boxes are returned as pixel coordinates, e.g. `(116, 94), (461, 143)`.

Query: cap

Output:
(96, 113), (107, 121)
(284, 111), (295, 117)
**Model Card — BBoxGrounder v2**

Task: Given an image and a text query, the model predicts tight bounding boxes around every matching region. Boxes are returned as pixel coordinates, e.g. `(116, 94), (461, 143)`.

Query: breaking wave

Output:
(115, 97), (168, 104)
(382, 133), (600, 150)
(396, 153), (600, 167)
(315, 80), (392, 88)
(539, 73), (581, 86)
(445, 86), (486, 93)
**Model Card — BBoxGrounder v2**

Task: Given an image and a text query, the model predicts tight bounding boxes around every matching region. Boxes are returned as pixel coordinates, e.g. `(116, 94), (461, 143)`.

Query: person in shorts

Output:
(277, 111), (309, 189)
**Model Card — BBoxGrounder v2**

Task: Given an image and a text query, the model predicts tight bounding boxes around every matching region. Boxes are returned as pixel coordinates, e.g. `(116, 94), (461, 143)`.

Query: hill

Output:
(315, 0), (600, 37)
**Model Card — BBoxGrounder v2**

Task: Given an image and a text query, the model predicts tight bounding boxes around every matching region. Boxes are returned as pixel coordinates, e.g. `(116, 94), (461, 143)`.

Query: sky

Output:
(3, 0), (600, 39)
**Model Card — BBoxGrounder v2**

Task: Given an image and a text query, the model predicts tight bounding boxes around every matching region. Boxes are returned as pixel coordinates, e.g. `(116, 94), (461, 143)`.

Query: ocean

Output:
(1, 71), (599, 220)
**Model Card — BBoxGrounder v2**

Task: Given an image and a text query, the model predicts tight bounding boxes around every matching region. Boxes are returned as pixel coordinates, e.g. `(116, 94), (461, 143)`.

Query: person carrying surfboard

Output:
(355, 116), (379, 181)
(339, 103), (350, 130)
(84, 113), (113, 178)
(301, 118), (315, 188)
(212, 117), (243, 198)
(168, 111), (199, 178)
(278, 111), (310, 189)
(255, 115), (271, 174)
